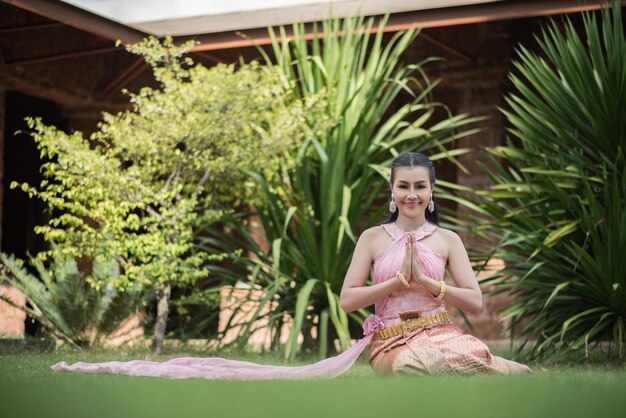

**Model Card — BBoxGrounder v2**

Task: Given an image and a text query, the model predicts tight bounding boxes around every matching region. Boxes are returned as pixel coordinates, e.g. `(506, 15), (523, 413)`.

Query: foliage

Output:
(13, 36), (321, 351)
(201, 16), (480, 358)
(0, 252), (144, 348)
(475, 2), (626, 359)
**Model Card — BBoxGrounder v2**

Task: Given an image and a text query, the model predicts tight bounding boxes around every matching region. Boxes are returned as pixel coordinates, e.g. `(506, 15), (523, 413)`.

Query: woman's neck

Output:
(394, 216), (427, 232)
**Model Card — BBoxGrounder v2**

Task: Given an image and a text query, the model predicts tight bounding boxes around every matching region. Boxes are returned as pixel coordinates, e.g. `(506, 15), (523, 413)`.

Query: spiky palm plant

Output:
(200, 15), (480, 359)
(476, 2), (626, 360)
(0, 252), (144, 348)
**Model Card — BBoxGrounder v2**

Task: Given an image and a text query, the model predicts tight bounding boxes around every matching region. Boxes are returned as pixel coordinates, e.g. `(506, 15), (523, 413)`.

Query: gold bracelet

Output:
(396, 271), (410, 288)
(435, 281), (446, 300)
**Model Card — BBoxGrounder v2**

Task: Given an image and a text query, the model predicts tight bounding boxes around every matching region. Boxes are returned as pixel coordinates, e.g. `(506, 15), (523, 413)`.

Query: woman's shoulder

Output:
(356, 225), (391, 250)
(358, 224), (388, 240)
(432, 225), (453, 236)
(431, 225), (465, 246)
(427, 226), (464, 260)
(357, 225), (392, 261)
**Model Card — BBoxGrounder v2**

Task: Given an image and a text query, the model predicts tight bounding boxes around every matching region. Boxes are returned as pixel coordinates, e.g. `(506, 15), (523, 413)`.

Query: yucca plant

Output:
(201, 15), (480, 359)
(475, 2), (626, 360)
(0, 252), (145, 348)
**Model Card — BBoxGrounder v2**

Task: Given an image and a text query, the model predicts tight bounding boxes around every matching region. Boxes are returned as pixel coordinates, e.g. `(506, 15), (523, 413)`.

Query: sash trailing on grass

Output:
(51, 323), (381, 380)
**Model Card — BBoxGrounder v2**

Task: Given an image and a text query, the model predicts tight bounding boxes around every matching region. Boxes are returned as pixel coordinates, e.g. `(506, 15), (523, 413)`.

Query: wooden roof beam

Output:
(5, 45), (121, 66)
(2, 0), (146, 43)
(101, 56), (148, 97)
(0, 21), (64, 33)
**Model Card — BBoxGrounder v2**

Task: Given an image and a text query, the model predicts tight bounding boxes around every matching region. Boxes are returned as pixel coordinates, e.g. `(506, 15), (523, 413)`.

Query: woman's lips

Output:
(404, 202), (419, 208)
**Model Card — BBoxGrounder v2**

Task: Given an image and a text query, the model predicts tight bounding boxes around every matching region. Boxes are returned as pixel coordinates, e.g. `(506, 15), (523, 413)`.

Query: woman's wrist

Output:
(435, 281), (447, 300)
(396, 271), (411, 288)
(415, 274), (438, 294)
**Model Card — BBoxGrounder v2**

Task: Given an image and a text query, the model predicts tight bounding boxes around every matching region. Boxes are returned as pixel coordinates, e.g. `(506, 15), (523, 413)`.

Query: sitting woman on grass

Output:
(340, 152), (531, 375)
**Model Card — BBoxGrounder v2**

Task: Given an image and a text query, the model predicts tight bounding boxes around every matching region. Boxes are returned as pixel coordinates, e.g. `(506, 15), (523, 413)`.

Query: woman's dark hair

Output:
(381, 152), (439, 225)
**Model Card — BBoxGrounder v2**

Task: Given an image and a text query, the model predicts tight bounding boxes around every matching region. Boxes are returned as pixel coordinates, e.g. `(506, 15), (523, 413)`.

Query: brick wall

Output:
(418, 21), (518, 340)
(0, 282), (26, 336)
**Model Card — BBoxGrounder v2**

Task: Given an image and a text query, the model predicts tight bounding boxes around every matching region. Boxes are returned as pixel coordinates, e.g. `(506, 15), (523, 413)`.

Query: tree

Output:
(15, 36), (322, 353)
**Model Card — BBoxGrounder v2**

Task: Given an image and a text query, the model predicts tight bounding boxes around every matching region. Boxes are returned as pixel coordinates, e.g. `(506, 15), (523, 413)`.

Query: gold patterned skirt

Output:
(370, 322), (510, 375)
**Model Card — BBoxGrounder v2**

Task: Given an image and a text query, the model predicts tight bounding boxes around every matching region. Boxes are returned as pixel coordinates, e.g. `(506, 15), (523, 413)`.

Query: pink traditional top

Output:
(375, 222), (446, 327)
(52, 222), (445, 380)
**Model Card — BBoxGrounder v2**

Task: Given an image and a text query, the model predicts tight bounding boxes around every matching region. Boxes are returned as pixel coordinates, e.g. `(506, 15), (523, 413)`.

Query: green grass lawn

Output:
(1, 348), (625, 418)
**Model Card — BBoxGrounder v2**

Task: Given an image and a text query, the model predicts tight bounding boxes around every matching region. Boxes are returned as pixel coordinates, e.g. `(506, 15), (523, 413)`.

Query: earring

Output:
(389, 194), (397, 213)
(428, 193), (435, 213)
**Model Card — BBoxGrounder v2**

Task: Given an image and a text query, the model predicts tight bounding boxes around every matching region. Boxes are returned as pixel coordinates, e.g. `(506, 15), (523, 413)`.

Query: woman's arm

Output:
(340, 229), (406, 313)
(411, 232), (483, 314)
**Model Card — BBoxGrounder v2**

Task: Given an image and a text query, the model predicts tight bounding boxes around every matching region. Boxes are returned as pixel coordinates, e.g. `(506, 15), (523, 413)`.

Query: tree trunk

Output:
(151, 282), (171, 354)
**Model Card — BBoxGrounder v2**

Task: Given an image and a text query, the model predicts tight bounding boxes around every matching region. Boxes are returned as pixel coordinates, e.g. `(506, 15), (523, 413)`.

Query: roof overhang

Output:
(3, 0), (624, 52)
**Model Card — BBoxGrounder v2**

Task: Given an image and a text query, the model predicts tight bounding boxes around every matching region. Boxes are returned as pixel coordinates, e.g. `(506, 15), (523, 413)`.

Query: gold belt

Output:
(373, 311), (450, 341)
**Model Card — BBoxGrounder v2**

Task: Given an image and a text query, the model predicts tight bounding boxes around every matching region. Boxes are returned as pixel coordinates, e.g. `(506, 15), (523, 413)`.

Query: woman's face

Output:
(391, 166), (432, 218)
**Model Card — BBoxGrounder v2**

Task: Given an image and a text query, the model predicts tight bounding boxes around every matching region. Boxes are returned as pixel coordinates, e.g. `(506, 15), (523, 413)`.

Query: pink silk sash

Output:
(51, 222), (438, 380)
(51, 336), (373, 380)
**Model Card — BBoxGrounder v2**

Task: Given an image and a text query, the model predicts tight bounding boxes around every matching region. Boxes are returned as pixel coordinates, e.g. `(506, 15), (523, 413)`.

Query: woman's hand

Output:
(399, 239), (412, 282)
(409, 234), (428, 285)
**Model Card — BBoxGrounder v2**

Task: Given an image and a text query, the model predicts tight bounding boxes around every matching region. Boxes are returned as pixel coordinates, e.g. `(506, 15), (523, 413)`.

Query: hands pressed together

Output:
(398, 234), (430, 287)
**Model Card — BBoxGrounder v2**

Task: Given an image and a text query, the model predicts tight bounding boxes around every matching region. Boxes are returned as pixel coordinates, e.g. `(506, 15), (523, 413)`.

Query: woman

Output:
(52, 152), (529, 379)
(340, 152), (530, 374)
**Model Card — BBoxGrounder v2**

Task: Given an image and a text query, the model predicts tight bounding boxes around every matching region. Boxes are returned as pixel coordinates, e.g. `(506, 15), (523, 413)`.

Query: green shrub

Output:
(14, 37), (322, 352)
